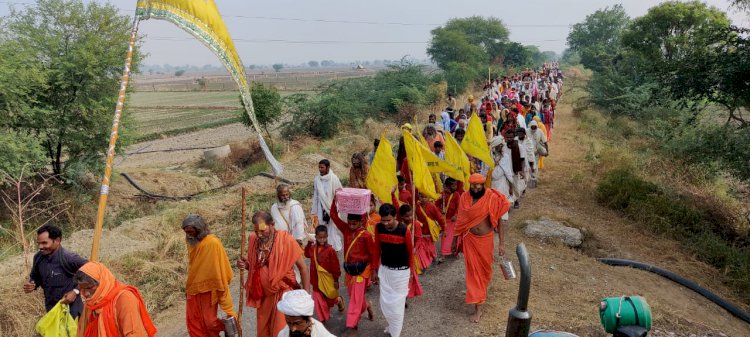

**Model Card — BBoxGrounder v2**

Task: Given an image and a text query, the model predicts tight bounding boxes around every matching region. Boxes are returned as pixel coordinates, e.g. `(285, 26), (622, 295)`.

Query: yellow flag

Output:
(461, 112), (495, 168)
(135, 0), (283, 175)
(402, 130), (439, 199)
(366, 134), (398, 204)
(417, 133), (462, 182)
(444, 133), (471, 185)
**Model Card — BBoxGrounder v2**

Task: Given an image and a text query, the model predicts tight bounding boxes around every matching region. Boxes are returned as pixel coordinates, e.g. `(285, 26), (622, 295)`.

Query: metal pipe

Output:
(505, 243), (532, 337)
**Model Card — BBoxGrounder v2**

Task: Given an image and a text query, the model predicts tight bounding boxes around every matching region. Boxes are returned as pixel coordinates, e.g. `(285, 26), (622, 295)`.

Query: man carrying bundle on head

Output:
(237, 211), (312, 337)
(182, 214), (236, 337)
(456, 174), (511, 323)
(330, 194), (377, 336)
(304, 225), (343, 324)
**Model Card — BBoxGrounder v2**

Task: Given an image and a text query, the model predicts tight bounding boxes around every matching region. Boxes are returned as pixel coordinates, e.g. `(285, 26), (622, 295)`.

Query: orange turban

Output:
(468, 173), (486, 184)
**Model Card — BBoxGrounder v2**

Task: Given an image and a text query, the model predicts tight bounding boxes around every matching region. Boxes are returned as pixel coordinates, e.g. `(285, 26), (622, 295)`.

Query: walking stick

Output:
(238, 187), (247, 337)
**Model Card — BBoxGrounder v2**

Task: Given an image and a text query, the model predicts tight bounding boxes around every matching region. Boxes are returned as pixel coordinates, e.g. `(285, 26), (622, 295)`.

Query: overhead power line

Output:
(146, 36), (564, 45)
(0, 1), (571, 28)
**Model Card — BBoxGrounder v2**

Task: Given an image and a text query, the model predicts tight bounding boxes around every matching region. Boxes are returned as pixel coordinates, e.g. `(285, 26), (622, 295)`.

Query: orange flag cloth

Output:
(78, 262), (157, 337)
(455, 182), (511, 305)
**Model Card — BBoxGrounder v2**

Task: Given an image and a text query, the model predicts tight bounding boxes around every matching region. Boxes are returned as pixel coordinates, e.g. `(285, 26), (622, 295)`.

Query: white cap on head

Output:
(276, 290), (314, 317)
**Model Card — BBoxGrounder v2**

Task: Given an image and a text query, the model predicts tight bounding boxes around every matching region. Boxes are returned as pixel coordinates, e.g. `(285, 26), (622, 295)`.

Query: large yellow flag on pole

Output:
(416, 134), (462, 183)
(461, 112), (495, 168)
(444, 133), (471, 185)
(403, 130), (440, 199)
(91, 0), (283, 261)
(366, 134), (398, 204)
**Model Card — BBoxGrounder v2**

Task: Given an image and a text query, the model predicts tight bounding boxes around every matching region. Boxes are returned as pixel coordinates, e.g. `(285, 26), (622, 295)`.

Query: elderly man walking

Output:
(24, 224), (87, 319)
(276, 289), (336, 337)
(182, 214), (236, 337)
(311, 159), (344, 251)
(272, 184), (308, 245)
(456, 174), (510, 323)
(238, 211), (312, 337)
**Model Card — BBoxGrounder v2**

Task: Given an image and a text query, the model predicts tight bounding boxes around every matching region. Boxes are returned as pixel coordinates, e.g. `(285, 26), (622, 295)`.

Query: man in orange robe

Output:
(238, 211), (312, 337)
(456, 173), (510, 323)
(182, 214), (236, 337)
(75, 261), (157, 337)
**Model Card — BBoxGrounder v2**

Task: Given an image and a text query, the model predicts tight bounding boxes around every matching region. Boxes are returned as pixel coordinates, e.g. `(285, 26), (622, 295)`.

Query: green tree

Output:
(503, 42), (532, 67)
(272, 63), (283, 72)
(567, 5), (630, 72)
(621, 1), (729, 69)
(427, 16), (509, 68)
(0, 0), (142, 177)
(241, 82), (282, 146)
(174, 69), (186, 76)
(308, 60), (319, 67)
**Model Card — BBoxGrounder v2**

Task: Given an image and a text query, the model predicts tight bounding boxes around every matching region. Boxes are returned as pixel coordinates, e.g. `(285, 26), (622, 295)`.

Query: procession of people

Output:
(23, 64), (560, 337)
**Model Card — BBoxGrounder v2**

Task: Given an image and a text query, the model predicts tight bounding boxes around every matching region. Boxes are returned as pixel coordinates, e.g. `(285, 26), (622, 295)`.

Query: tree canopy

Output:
(0, 0), (141, 179)
(427, 16), (510, 68)
(566, 4), (630, 72)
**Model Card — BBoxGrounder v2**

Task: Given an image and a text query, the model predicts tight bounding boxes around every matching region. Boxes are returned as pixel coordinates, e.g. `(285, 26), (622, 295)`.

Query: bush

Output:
(597, 167), (750, 300)
(0, 131), (46, 178)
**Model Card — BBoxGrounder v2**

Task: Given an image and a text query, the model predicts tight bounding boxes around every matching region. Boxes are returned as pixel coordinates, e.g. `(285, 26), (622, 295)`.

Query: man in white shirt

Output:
(271, 184), (308, 245)
(311, 159), (344, 251)
(276, 290), (336, 337)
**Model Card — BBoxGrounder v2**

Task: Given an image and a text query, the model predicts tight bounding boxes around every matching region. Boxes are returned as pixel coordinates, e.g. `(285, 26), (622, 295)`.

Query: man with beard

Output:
(182, 214), (235, 337)
(504, 130), (525, 209)
(238, 211), (312, 337)
(456, 174), (510, 323)
(312, 159), (344, 252)
(272, 184), (307, 246)
(276, 290), (335, 337)
(348, 152), (369, 189)
(24, 224), (87, 319)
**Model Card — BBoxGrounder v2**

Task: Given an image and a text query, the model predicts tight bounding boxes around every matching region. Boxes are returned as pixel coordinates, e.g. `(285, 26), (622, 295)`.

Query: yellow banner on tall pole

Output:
(461, 112), (495, 169)
(444, 133), (471, 185)
(402, 130), (439, 200)
(366, 134), (398, 204)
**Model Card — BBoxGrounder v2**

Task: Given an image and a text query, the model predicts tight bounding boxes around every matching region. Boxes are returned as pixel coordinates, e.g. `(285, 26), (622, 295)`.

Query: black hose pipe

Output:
(598, 258), (750, 325)
(506, 243), (532, 337)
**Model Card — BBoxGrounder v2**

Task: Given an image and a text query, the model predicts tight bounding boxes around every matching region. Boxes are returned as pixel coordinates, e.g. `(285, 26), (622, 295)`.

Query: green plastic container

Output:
(599, 296), (652, 333)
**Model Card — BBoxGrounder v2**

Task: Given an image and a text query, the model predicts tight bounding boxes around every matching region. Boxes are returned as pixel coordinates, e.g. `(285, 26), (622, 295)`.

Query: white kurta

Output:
(312, 171), (344, 251)
(492, 153), (515, 221)
(276, 318), (336, 337)
(271, 199), (307, 242)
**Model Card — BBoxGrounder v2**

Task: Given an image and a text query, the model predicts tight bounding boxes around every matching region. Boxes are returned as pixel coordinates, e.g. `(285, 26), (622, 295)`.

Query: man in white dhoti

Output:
(276, 289), (336, 337)
(272, 184), (308, 245)
(311, 159), (344, 252)
(371, 204), (413, 337)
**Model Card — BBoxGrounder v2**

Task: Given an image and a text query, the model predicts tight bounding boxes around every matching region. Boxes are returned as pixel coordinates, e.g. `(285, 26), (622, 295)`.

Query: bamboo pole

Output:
(238, 187), (246, 337)
(90, 16), (140, 261)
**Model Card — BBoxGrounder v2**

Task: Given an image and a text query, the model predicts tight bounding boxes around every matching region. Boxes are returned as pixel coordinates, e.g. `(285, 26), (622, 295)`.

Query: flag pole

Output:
(90, 16), (140, 261)
(238, 187), (247, 337)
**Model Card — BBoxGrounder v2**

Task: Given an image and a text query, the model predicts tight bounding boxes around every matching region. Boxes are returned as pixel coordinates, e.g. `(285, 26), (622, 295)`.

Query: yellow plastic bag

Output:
(35, 301), (77, 337)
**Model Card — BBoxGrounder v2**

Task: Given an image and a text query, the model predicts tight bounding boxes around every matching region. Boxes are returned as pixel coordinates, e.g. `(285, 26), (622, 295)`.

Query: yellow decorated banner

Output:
(444, 133), (471, 185)
(135, 0), (283, 175)
(461, 112), (494, 169)
(402, 130), (439, 199)
(366, 134), (398, 204)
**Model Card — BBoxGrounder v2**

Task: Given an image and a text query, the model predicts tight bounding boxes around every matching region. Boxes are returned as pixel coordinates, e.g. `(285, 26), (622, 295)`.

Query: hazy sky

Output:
(1, 0), (748, 66)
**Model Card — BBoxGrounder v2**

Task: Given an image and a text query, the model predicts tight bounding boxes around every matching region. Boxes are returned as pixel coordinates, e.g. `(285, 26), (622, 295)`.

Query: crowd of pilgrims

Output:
(291, 62), (563, 336)
(22, 63), (562, 337)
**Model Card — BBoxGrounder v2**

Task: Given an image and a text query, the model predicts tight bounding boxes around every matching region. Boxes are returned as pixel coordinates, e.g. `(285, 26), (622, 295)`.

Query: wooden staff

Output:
(238, 187), (247, 337)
